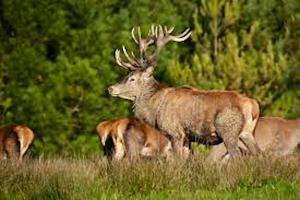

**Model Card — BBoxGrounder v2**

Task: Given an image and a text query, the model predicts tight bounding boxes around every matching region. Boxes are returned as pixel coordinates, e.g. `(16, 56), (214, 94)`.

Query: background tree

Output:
(0, 0), (299, 155)
(165, 0), (300, 117)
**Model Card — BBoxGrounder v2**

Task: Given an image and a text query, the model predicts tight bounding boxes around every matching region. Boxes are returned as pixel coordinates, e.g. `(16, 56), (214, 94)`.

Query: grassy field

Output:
(0, 154), (300, 200)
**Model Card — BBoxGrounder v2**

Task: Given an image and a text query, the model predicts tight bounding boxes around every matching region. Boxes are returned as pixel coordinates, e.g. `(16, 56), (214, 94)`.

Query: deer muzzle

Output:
(107, 86), (114, 95)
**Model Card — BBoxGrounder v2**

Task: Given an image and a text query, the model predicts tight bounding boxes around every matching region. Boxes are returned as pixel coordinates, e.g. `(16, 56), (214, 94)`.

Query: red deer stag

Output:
(207, 117), (300, 161)
(96, 118), (172, 160)
(0, 124), (35, 161)
(108, 25), (261, 159)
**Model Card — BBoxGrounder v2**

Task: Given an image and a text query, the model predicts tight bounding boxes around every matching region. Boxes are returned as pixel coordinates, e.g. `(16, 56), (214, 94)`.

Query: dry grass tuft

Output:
(0, 154), (299, 199)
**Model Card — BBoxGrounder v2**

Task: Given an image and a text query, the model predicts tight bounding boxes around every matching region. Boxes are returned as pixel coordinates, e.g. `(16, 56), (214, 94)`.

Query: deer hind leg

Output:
(19, 143), (26, 161)
(140, 143), (156, 157)
(112, 135), (126, 161)
(0, 142), (6, 160)
(18, 136), (29, 161)
(239, 105), (260, 155)
(215, 107), (244, 159)
(5, 138), (19, 161)
(206, 143), (227, 163)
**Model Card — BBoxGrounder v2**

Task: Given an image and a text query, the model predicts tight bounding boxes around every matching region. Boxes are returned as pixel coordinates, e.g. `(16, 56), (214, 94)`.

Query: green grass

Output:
(0, 154), (299, 200)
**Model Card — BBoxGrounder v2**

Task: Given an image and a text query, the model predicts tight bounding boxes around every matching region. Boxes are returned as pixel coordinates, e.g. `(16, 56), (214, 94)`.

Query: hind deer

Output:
(96, 118), (172, 160)
(108, 24), (261, 160)
(207, 117), (300, 162)
(0, 124), (35, 161)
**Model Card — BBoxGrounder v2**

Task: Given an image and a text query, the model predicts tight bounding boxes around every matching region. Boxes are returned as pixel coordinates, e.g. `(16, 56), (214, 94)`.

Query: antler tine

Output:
(137, 27), (142, 42)
(158, 25), (164, 38)
(122, 46), (139, 66)
(170, 28), (192, 42)
(151, 24), (158, 37)
(115, 49), (138, 71)
(131, 51), (137, 60)
(115, 49), (126, 69)
(164, 26), (174, 34)
(131, 26), (142, 44)
(131, 27), (138, 44)
(163, 26), (168, 34)
(150, 24), (155, 36)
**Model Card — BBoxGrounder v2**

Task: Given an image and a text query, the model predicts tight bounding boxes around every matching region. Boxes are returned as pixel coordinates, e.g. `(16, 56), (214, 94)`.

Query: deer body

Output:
(207, 117), (300, 162)
(254, 117), (300, 155)
(133, 83), (259, 158)
(108, 25), (261, 159)
(96, 118), (171, 160)
(0, 125), (34, 161)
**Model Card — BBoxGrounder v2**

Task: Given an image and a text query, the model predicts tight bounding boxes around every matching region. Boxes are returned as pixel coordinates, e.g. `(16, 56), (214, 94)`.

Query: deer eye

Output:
(129, 78), (135, 82)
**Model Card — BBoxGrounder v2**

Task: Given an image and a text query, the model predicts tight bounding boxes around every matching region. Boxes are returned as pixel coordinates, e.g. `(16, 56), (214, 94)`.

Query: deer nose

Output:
(107, 86), (113, 94)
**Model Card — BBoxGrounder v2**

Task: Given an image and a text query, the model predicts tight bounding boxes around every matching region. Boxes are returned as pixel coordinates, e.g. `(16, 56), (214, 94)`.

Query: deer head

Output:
(108, 25), (191, 101)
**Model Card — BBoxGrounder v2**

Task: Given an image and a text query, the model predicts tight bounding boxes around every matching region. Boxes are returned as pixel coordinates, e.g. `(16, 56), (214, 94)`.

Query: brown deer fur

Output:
(108, 25), (261, 159)
(207, 117), (300, 162)
(109, 69), (260, 159)
(96, 118), (172, 160)
(0, 124), (35, 161)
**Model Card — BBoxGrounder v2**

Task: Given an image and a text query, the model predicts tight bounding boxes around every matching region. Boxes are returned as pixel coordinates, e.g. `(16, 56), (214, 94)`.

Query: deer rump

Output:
(207, 117), (300, 161)
(96, 118), (171, 160)
(0, 124), (35, 161)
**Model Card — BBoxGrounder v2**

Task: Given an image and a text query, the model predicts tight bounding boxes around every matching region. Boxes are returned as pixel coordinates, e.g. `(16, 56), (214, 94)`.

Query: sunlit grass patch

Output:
(0, 154), (299, 199)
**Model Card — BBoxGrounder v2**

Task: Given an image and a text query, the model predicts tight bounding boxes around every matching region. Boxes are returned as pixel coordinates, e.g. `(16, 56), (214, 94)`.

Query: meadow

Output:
(1, 153), (299, 200)
(0, 0), (299, 199)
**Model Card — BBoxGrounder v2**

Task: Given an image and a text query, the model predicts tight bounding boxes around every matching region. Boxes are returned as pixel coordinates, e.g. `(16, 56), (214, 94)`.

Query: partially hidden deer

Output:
(207, 117), (300, 162)
(96, 118), (172, 160)
(0, 124), (35, 161)
(108, 24), (261, 160)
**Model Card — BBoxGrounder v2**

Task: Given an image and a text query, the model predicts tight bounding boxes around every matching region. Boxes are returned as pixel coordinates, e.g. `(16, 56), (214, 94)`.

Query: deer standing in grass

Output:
(108, 25), (261, 159)
(96, 118), (172, 160)
(0, 124), (35, 161)
(207, 117), (300, 161)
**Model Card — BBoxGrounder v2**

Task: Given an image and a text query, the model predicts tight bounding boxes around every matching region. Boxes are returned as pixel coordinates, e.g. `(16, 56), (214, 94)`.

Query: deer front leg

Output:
(171, 133), (190, 159)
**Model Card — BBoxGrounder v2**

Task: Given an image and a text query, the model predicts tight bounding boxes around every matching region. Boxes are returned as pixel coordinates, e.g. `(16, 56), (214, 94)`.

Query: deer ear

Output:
(13, 125), (22, 132)
(143, 67), (154, 79)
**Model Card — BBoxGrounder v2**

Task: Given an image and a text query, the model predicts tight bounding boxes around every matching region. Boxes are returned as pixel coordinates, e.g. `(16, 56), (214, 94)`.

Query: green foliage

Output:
(164, 0), (300, 117)
(0, 0), (197, 155)
(0, 0), (299, 155)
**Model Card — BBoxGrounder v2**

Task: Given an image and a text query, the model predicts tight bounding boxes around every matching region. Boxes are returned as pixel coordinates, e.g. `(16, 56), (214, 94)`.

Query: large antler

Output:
(114, 26), (154, 71)
(147, 25), (192, 64)
(115, 25), (192, 71)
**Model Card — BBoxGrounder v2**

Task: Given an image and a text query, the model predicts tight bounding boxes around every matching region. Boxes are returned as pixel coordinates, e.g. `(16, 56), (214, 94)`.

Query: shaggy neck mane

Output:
(133, 78), (162, 124)
(135, 79), (161, 104)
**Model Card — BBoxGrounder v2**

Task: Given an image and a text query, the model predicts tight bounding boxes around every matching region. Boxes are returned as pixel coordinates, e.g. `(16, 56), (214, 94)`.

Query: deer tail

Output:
(15, 126), (34, 161)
